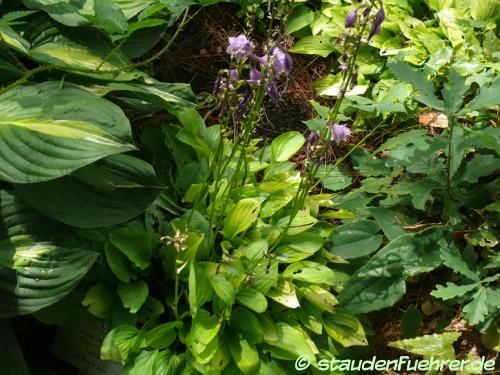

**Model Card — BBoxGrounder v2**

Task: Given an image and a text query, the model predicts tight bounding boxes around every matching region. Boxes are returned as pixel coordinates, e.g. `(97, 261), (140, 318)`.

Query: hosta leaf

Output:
(328, 219), (383, 259)
(105, 242), (135, 283)
(118, 280), (148, 313)
(270, 131), (305, 162)
(274, 232), (324, 263)
(300, 285), (337, 314)
(208, 273), (235, 306)
(188, 261), (213, 316)
(282, 261), (335, 285)
(16, 154), (162, 228)
(276, 211), (317, 235)
(265, 323), (317, 364)
(228, 335), (260, 374)
(27, 25), (141, 80)
(92, 0), (128, 34)
(389, 332), (461, 360)
(0, 25), (30, 53)
(236, 287), (267, 313)
(186, 309), (221, 363)
(82, 283), (131, 323)
(101, 324), (140, 362)
(0, 191), (98, 318)
(108, 226), (154, 270)
(23, 0), (91, 26)
(145, 321), (181, 350)
(285, 5), (314, 34)
(251, 258), (278, 295)
(222, 198), (260, 239)
(267, 279), (300, 309)
(230, 307), (264, 344)
(315, 73), (369, 97)
(431, 282), (478, 300)
(462, 287), (489, 325)
(323, 308), (368, 347)
(86, 80), (196, 113)
(0, 82), (135, 183)
(289, 35), (335, 57)
(471, 0), (499, 21)
(123, 349), (176, 375)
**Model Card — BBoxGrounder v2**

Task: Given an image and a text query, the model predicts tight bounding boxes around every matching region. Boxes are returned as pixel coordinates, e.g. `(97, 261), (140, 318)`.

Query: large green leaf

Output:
(91, 0), (128, 35)
(328, 219), (383, 259)
(23, 0), (152, 26)
(270, 131), (305, 163)
(108, 225), (154, 270)
(23, 0), (91, 26)
(16, 154), (162, 228)
(26, 21), (141, 80)
(388, 59), (445, 110)
(338, 227), (449, 314)
(0, 190), (98, 318)
(466, 77), (500, 111)
(186, 309), (221, 364)
(118, 280), (148, 313)
(0, 82), (135, 183)
(101, 324), (141, 362)
(222, 198), (260, 240)
(285, 5), (314, 34)
(323, 308), (368, 347)
(228, 335), (260, 374)
(86, 80), (196, 113)
(289, 35), (335, 57)
(265, 323), (317, 364)
(315, 165), (353, 191)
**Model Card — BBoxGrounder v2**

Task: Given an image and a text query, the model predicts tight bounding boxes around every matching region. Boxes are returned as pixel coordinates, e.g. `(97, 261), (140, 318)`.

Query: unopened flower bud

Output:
(368, 7), (385, 40)
(307, 131), (320, 145)
(345, 10), (358, 28)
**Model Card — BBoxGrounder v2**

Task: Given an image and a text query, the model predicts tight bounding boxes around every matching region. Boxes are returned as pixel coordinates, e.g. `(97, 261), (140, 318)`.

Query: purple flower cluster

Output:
(226, 35), (255, 62)
(216, 34), (293, 112)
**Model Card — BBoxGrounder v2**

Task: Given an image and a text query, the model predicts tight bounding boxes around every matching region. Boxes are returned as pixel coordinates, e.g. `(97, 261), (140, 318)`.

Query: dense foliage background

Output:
(0, 0), (498, 374)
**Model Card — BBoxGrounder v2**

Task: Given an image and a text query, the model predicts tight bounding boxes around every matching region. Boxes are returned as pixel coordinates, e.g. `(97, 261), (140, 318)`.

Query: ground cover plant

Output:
(0, 0), (498, 374)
